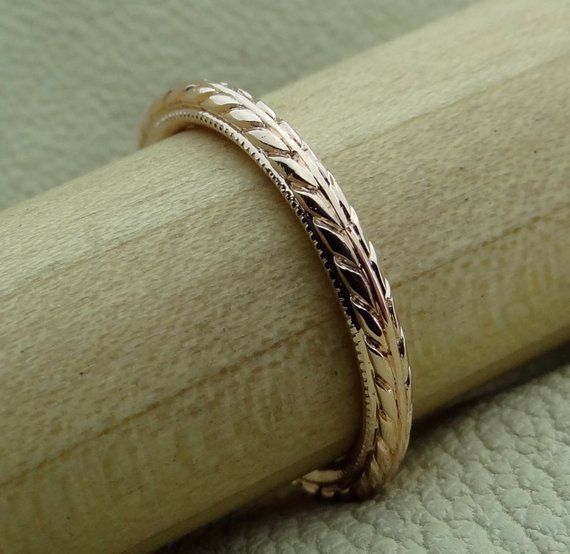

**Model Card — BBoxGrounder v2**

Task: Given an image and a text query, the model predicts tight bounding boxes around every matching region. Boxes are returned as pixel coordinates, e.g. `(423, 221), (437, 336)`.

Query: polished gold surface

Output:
(140, 82), (412, 499)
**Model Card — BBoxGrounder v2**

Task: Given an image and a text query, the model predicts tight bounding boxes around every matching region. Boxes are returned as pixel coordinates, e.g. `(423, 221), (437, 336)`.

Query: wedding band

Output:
(140, 81), (412, 499)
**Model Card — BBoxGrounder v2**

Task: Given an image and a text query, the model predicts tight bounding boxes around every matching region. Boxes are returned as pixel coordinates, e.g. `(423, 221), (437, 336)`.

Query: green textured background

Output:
(1, 1), (568, 552)
(0, 0), (474, 208)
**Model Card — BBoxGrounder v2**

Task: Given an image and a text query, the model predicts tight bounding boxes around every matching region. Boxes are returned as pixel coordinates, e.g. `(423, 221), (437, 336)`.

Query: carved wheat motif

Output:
(140, 82), (412, 499)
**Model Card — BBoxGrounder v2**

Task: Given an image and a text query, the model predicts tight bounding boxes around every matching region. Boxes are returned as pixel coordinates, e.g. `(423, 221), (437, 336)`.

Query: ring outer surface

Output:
(140, 81), (412, 499)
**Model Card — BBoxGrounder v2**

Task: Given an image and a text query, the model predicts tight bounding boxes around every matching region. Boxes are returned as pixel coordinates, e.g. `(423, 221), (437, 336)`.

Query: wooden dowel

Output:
(1, 0), (569, 552)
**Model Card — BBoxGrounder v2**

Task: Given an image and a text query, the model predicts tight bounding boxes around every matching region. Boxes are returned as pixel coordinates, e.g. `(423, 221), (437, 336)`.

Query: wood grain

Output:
(0, 0), (569, 552)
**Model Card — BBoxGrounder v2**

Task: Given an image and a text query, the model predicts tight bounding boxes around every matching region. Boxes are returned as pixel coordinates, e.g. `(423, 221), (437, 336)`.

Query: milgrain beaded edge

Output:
(139, 81), (412, 499)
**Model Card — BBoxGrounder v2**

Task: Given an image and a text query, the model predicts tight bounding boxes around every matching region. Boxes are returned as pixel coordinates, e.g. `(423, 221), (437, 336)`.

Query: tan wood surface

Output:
(0, 0), (569, 552)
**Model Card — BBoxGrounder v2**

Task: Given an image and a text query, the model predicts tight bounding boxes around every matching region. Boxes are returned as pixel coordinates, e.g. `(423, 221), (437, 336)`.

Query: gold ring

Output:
(140, 81), (412, 499)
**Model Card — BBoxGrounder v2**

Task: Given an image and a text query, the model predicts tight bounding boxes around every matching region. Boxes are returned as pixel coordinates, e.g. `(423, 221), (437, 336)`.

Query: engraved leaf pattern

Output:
(246, 128), (288, 151)
(228, 108), (263, 124)
(141, 81), (412, 499)
(207, 94), (240, 107)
